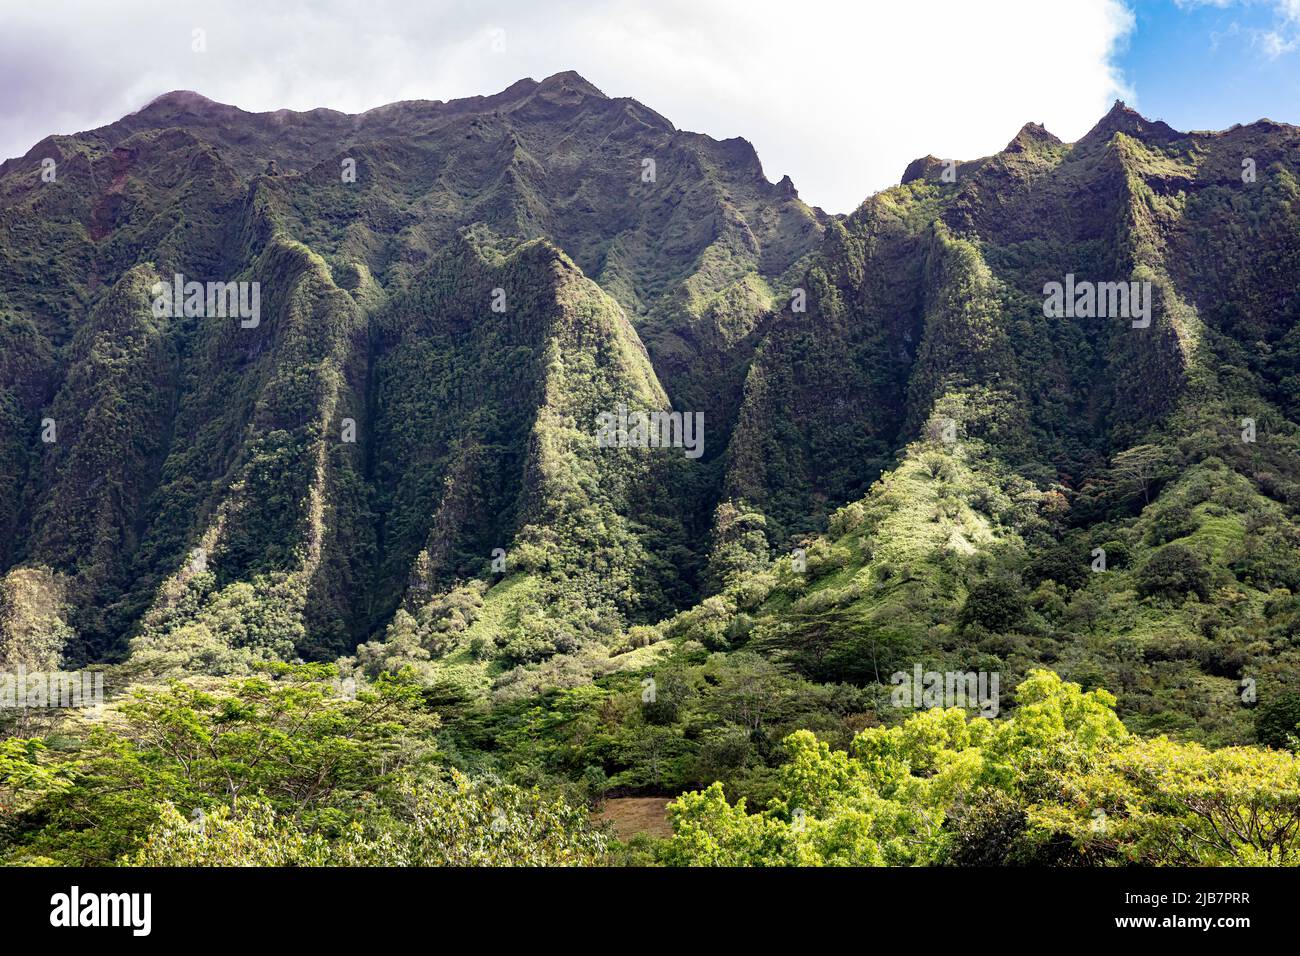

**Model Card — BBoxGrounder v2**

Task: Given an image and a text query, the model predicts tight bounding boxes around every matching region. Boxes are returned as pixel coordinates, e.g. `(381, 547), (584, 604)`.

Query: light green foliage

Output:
(124, 768), (610, 866)
(664, 671), (1299, 866)
(0, 567), (73, 670)
(1033, 735), (1300, 865)
(337, 770), (608, 866)
(0, 738), (73, 816)
(125, 800), (330, 866)
(0, 664), (436, 865)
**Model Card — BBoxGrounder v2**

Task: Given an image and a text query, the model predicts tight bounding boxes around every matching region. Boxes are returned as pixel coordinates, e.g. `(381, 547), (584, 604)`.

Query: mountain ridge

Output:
(5, 71), (1300, 870)
(1, 74), (1298, 754)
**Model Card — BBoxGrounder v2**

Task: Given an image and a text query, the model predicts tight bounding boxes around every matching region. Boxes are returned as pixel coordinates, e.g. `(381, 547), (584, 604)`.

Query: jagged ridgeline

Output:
(1, 76), (1299, 732)
(701, 102), (1300, 743)
(0, 72), (820, 673)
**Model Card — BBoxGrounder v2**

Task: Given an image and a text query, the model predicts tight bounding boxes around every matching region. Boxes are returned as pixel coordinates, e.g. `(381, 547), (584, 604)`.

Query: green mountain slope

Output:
(0, 73), (820, 672)
(1, 76), (1298, 753)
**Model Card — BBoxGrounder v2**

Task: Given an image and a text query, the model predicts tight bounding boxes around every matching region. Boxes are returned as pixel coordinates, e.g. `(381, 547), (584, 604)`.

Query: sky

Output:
(1, 0), (1298, 213)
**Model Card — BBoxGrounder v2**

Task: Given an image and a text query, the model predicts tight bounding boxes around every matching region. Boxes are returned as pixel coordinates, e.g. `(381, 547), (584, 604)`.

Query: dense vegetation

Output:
(2, 77), (1299, 866)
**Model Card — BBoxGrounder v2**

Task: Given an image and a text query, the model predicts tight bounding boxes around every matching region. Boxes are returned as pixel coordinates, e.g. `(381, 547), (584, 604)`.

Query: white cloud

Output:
(0, 0), (1135, 213)
(1174, 0), (1300, 60)
(1258, 28), (1298, 55)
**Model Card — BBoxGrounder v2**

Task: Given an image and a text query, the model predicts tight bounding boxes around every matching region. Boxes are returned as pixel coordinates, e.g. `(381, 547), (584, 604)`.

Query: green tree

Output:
(1256, 693), (1300, 751)
(338, 770), (608, 866)
(661, 672), (1300, 867)
(5, 664), (435, 865)
(1136, 544), (1212, 602)
(958, 577), (1029, 632)
(125, 800), (329, 866)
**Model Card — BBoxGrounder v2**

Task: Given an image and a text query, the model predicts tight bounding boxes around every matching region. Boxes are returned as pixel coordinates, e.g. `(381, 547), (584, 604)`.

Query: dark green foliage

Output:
(1147, 502), (1199, 545)
(1255, 693), (1300, 751)
(1026, 545), (1090, 590)
(1136, 544), (1212, 602)
(959, 578), (1029, 632)
(1097, 538), (1131, 571)
(704, 502), (770, 593)
(1230, 520), (1300, 591)
(942, 788), (1077, 867)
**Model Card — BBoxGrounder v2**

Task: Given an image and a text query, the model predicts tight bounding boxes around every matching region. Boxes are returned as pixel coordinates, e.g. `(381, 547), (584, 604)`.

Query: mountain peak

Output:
(108, 90), (242, 139)
(535, 70), (606, 98)
(1005, 121), (1062, 153)
(139, 90), (226, 113)
(900, 154), (948, 184)
(1079, 99), (1180, 146)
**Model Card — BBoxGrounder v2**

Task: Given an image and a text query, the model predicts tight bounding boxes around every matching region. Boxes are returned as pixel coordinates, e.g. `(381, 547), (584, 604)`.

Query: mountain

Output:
(5, 72), (1300, 871)
(0, 72), (822, 674)
(2, 74), (1299, 752)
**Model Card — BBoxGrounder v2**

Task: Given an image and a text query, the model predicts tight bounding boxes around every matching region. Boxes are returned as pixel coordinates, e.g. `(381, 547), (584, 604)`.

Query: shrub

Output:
(1256, 693), (1300, 751)
(125, 801), (328, 866)
(1026, 546), (1089, 591)
(958, 577), (1028, 632)
(1147, 503), (1199, 545)
(1097, 539), (1131, 571)
(1136, 544), (1211, 602)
